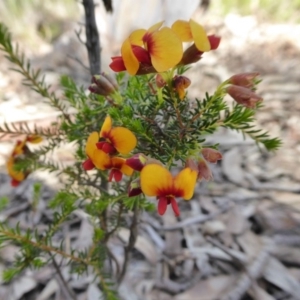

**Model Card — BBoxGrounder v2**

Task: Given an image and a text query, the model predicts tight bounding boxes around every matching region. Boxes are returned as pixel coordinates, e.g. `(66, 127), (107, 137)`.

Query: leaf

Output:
(174, 275), (238, 300)
(263, 257), (300, 298)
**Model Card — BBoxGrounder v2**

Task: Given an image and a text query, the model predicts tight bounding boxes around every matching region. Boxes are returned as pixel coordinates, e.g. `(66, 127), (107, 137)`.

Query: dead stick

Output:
(82, 0), (101, 74)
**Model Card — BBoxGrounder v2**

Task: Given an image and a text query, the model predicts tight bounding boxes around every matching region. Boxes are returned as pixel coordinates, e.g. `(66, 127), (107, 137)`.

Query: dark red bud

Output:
(228, 72), (260, 89)
(198, 157), (213, 181)
(201, 148), (222, 163)
(128, 178), (143, 197)
(227, 85), (263, 108)
(155, 74), (166, 88)
(126, 153), (148, 171)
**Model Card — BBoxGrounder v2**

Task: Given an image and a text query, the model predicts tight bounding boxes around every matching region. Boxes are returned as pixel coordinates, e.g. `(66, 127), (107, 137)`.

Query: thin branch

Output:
(118, 204), (139, 283)
(82, 0), (101, 74)
(67, 54), (90, 72)
(49, 252), (77, 300)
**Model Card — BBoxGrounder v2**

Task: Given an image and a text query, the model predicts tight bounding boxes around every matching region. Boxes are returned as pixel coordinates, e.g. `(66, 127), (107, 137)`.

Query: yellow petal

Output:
(149, 27), (183, 72)
(12, 139), (27, 156)
(173, 168), (197, 200)
(100, 115), (112, 137)
(129, 29), (146, 46)
(171, 20), (193, 42)
(27, 135), (43, 144)
(177, 87), (186, 100)
(92, 149), (111, 170)
(148, 21), (164, 33)
(140, 164), (172, 197)
(109, 127), (137, 154)
(189, 19), (210, 52)
(6, 157), (25, 182)
(121, 163), (134, 176)
(86, 132), (99, 158)
(121, 38), (139, 75)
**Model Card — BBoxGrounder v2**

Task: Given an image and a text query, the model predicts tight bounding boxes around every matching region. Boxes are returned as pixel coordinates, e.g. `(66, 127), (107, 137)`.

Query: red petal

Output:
(109, 169), (122, 182)
(109, 56), (126, 72)
(11, 178), (21, 187)
(82, 158), (95, 170)
(157, 196), (168, 216)
(170, 198), (180, 217)
(208, 35), (221, 50)
(114, 169), (123, 182)
(132, 46), (151, 64)
(96, 142), (116, 154)
(108, 170), (114, 182)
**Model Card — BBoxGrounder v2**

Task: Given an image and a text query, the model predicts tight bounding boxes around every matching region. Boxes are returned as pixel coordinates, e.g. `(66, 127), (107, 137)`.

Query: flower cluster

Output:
(82, 116), (137, 182)
(84, 20), (266, 217)
(83, 118), (224, 217)
(109, 19), (221, 75)
(6, 135), (42, 186)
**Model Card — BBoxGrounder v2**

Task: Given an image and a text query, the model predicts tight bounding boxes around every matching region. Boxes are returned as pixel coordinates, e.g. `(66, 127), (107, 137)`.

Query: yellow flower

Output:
(83, 116), (137, 171)
(140, 164), (197, 216)
(116, 22), (183, 75)
(6, 135), (42, 186)
(6, 156), (26, 187)
(92, 153), (133, 182)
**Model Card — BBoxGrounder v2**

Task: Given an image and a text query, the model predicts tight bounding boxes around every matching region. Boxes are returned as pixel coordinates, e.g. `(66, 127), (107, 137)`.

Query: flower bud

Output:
(100, 72), (118, 91)
(155, 74), (166, 88)
(201, 148), (222, 163)
(227, 85), (263, 109)
(198, 157), (213, 181)
(185, 157), (198, 172)
(173, 75), (191, 100)
(181, 35), (221, 65)
(228, 72), (260, 89)
(128, 178), (143, 197)
(90, 73), (118, 96)
(126, 153), (161, 172)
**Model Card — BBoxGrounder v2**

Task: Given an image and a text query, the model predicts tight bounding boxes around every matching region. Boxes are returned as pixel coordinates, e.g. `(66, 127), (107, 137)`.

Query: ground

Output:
(0, 5), (300, 300)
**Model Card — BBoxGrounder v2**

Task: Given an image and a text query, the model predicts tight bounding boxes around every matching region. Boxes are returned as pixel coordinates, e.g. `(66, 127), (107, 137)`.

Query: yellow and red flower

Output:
(140, 164), (197, 216)
(6, 135), (43, 186)
(82, 116), (137, 171)
(6, 155), (27, 187)
(110, 21), (183, 75)
(92, 151), (133, 182)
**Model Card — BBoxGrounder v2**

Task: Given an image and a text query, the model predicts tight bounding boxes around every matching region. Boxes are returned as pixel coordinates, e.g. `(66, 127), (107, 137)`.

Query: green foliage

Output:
(0, 21), (281, 300)
(0, 197), (9, 211)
